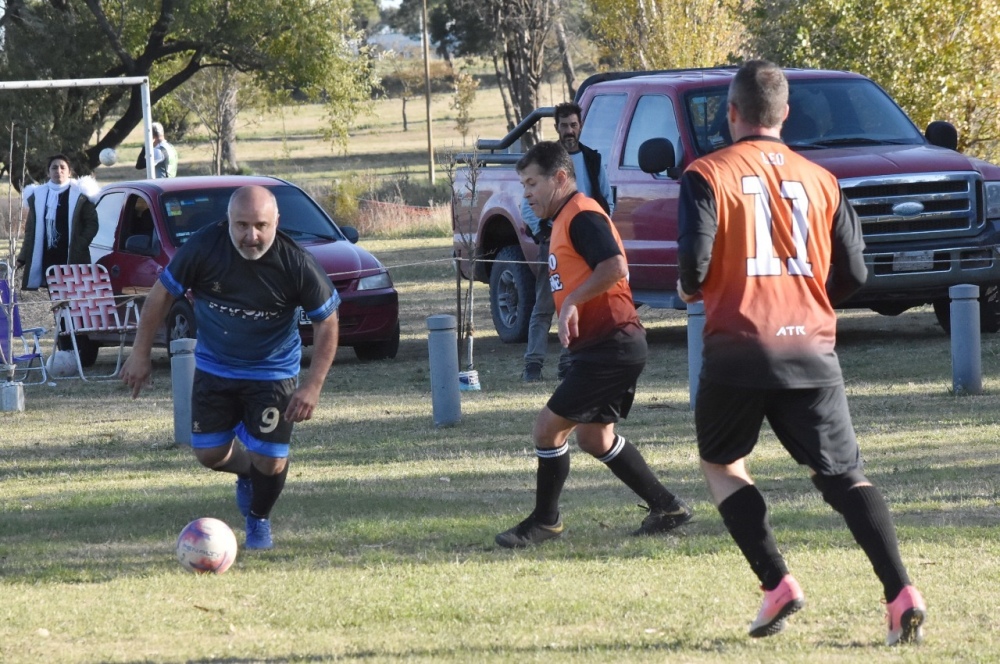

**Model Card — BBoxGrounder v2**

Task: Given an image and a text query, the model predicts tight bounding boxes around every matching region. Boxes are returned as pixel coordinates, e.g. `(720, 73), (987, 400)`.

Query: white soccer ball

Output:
(99, 147), (118, 166)
(45, 350), (78, 378)
(176, 517), (238, 574)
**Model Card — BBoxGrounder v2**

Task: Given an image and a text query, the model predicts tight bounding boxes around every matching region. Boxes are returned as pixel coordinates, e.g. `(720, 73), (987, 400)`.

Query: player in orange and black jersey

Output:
(494, 140), (692, 549)
(677, 60), (925, 645)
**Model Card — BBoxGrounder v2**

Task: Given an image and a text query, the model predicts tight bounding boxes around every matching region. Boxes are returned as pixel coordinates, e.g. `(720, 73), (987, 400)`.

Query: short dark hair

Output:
(553, 102), (583, 125)
(728, 60), (788, 128)
(46, 153), (72, 171)
(516, 140), (575, 180)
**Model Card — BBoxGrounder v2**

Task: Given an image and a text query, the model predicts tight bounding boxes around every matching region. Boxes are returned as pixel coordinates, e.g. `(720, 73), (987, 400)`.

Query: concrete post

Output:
(1, 381), (25, 412)
(427, 314), (461, 427)
(949, 284), (982, 395)
(170, 338), (197, 445)
(687, 301), (705, 411)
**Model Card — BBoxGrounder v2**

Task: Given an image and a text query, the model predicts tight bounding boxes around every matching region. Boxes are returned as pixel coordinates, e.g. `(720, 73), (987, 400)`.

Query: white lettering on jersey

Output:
(776, 325), (807, 337)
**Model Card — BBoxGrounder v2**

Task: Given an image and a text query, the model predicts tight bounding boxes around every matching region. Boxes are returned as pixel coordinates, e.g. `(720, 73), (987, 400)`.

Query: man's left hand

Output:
(284, 384), (322, 423)
(558, 303), (579, 347)
(676, 278), (703, 304)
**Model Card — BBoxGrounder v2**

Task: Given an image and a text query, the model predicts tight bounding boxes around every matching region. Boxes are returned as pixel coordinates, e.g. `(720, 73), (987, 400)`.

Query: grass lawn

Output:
(3, 233), (1000, 662)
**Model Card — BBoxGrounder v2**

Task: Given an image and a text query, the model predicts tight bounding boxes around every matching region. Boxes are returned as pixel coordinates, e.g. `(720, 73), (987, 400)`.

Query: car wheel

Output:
(489, 245), (535, 344)
(167, 299), (198, 355)
(932, 285), (1000, 335)
(353, 321), (400, 362)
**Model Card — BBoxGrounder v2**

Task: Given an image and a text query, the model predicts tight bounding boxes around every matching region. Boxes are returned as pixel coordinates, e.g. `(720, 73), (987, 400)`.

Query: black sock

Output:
(249, 462), (288, 519)
(598, 435), (677, 509)
(840, 485), (911, 602)
(717, 484), (788, 590)
(534, 444), (569, 525)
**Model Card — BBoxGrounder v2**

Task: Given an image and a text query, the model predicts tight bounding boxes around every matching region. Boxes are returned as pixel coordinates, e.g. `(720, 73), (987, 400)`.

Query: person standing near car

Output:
(495, 140), (691, 548)
(135, 122), (178, 178)
(520, 102), (614, 382)
(16, 154), (99, 290)
(121, 185), (340, 550)
(676, 59), (925, 644)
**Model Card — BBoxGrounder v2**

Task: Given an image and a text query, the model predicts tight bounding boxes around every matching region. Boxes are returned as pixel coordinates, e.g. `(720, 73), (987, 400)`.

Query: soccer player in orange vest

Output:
(495, 141), (692, 548)
(677, 60), (925, 644)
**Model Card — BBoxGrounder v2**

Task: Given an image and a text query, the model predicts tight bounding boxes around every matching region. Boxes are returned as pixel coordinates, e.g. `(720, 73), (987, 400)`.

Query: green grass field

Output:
(3, 81), (1000, 662)
(3, 235), (1000, 661)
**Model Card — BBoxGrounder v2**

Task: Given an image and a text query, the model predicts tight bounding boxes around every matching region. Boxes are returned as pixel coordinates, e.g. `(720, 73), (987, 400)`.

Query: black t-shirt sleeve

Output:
(677, 169), (718, 294)
(568, 210), (621, 270)
(296, 249), (338, 319)
(827, 192), (868, 306)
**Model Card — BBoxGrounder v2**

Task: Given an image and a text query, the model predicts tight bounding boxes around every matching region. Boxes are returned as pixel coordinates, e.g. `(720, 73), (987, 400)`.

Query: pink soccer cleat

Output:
(748, 574), (805, 637)
(886, 585), (926, 646)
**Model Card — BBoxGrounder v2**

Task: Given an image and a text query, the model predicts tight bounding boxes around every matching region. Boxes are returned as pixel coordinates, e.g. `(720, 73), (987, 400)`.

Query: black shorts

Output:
(695, 378), (861, 475)
(547, 358), (644, 424)
(190, 369), (297, 457)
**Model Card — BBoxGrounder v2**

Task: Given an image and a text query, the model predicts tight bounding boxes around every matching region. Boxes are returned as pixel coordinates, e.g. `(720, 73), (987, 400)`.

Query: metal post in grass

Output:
(949, 284), (982, 395)
(1, 381), (25, 412)
(170, 338), (197, 445)
(686, 301), (705, 410)
(427, 314), (460, 426)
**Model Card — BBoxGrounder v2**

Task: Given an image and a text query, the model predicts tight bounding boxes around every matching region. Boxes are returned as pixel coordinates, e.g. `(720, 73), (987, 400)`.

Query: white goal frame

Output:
(1, 76), (153, 381)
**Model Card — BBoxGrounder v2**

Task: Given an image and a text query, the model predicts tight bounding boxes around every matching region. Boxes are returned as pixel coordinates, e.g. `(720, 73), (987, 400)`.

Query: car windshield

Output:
(160, 184), (344, 246)
(685, 78), (926, 155)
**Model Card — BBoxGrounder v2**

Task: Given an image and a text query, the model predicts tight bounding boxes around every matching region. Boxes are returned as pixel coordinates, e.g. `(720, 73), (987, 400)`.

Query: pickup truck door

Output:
(608, 93), (684, 308)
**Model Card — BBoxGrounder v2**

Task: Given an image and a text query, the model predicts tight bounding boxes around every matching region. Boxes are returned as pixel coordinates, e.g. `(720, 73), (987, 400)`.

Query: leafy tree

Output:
(0, 0), (377, 184)
(586, 0), (745, 70)
(746, 0), (1000, 159)
(451, 68), (479, 145)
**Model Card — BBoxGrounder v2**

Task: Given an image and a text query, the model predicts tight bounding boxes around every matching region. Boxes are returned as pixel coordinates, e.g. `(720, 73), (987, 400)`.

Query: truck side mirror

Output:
(926, 121), (958, 151)
(638, 138), (679, 178)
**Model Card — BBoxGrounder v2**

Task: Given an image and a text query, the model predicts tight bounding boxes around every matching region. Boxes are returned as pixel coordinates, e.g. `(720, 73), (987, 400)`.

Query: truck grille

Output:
(841, 173), (981, 240)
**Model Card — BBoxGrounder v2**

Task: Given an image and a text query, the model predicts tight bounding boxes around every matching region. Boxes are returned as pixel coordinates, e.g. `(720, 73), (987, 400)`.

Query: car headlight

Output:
(986, 181), (1000, 221)
(357, 271), (393, 291)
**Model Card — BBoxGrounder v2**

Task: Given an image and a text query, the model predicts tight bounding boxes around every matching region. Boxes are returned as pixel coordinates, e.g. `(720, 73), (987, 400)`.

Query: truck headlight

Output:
(986, 181), (1000, 220)
(357, 271), (393, 291)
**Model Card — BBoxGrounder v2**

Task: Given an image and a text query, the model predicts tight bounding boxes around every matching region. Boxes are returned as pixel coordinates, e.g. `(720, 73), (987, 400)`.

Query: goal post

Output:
(0, 76), (154, 388)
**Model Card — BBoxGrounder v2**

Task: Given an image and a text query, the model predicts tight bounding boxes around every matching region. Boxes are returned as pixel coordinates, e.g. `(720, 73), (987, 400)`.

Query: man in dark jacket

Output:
(520, 102), (614, 382)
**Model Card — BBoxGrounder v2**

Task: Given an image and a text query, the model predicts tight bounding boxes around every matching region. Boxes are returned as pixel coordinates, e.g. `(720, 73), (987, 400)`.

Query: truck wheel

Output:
(932, 285), (1000, 334)
(166, 299), (197, 355)
(489, 245), (536, 344)
(354, 321), (401, 362)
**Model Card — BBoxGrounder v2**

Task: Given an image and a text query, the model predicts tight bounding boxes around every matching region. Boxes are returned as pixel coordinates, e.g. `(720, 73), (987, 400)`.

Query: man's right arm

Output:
(120, 280), (177, 398)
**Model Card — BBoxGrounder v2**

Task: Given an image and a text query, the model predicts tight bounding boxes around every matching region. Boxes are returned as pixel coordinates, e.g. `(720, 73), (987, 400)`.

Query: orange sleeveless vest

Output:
(549, 192), (638, 348)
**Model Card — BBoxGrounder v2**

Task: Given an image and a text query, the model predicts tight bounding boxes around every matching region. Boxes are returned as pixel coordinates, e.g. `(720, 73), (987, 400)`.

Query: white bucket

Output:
(458, 370), (481, 391)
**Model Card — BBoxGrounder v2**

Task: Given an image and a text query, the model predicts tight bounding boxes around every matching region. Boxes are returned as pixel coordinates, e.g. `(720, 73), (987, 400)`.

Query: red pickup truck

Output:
(453, 67), (1000, 341)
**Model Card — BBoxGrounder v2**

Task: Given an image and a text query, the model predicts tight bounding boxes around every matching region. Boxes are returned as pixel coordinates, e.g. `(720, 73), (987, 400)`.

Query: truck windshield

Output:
(686, 78), (926, 155)
(160, 185), (344, 246)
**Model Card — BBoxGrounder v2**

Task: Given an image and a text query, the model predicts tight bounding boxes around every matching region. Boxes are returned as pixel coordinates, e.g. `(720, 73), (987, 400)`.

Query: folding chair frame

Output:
(1, 262), (48, 385)
(45, 263), (140, 381)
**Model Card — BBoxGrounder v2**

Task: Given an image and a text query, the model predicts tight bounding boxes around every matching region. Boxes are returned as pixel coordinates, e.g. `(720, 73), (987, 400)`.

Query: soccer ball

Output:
(45, 350), (78, 378)
(176, 517), (238, 574)
(99, 147), (118, 166)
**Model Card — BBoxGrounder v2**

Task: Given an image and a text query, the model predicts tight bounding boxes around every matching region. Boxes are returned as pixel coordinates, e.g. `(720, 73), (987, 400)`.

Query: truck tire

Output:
(489, 244), (535, 344)
(166, 299), (197, 356)
(932, 285), (1000, 334)
(354, 321), (401, 361)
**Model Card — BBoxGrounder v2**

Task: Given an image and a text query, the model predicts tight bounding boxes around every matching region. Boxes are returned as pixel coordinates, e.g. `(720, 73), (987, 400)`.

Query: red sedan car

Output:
(86, 175), (399, 364)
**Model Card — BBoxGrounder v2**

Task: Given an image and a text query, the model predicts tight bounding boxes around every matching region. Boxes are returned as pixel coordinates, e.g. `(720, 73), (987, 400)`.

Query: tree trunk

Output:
(552, 0), (576, 99)
(220, 67), (239, 174)
(402, 96), (409, 132)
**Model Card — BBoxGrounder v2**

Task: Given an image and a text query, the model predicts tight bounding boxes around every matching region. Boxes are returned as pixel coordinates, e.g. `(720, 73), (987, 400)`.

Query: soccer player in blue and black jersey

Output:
(122, 185), (340, 550)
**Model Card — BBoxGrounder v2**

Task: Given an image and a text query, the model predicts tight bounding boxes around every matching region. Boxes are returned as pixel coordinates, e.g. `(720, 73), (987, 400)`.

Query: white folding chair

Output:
(45, 263), (140, 380)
